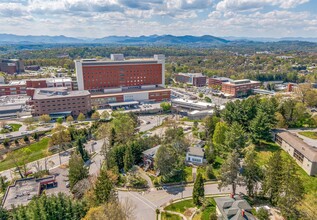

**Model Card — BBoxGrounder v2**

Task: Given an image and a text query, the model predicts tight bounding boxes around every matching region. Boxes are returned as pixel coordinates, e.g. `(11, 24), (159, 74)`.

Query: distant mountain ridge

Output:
(1, 33), (317, 44)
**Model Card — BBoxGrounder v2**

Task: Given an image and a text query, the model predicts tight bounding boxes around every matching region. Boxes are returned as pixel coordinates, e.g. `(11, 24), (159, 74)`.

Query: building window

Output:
(293, 149), (304, 163)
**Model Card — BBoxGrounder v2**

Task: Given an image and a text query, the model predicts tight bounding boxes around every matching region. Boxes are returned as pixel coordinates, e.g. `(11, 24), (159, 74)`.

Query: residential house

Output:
(186, 147), (204, 164)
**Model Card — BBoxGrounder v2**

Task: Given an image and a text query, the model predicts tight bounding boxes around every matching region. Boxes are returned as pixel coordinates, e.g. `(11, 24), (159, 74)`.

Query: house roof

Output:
(187, 147), (204, 157)
(142, 145), (161, 158)
(214, 196), (255, 220)
(275, 129), (317, 162)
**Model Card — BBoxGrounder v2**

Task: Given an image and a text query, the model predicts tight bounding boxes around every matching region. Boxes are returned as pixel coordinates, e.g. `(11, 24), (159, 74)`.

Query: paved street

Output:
(138, 115), (168, 132)
(118, 184), (246, 220)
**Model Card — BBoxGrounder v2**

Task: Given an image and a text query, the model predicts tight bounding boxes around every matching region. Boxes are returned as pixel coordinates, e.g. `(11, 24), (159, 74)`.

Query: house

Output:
(273, 129), (317, 176)
(214, 195), (256, 220)
(142, 145), (161, 170)
(186, 147), (204, 164)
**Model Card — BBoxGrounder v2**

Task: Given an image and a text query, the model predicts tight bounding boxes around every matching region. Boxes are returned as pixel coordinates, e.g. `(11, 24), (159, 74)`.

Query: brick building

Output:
(0, 78), (73, 97)
(174, 73), (206, 87)
(0, 59), (24, 74)
(221, 79), (261, 97)
(31, 87), (91, 117)
(75, 54), (170, 106)
(208, 76), (232, 88)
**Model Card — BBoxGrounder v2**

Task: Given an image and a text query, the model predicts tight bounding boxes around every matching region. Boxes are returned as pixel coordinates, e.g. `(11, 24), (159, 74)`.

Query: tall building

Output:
(75, 54), (170, 108)
(174, 73), (206, 87)
(30, 87), (91, 117)
(0, 59), (24, 74)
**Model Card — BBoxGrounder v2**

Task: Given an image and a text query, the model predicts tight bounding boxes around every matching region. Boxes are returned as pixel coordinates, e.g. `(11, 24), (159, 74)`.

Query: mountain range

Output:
(0, 33), (317, 44)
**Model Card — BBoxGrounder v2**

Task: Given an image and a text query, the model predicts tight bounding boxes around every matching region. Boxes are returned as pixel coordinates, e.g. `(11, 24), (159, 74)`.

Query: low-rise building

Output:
(273, 129), (317, 176)
(221, 79), (261, 98)
(172, 98), (214, 110)
(31, 87), (91, 117)
(142, 145), (161, 171)
(175, 73), (207, 87)
(186, 147), (204, 164)
(214, 195), (256, 220)
(0, 59), (24, 74)
(208, 76), (232, 88)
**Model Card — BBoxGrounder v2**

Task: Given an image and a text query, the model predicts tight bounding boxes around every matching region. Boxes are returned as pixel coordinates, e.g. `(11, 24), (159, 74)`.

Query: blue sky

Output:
(0, 0), (316, 38)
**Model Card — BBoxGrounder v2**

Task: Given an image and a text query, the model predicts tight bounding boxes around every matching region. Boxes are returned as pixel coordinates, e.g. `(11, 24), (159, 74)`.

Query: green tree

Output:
(77, 138), (89, 162)
(218, 149), (240, 195)
(204, 145), (215, 164)
(241, 147), (261, 197)
(94, 168), (115, 205)
(56, 117), (63, 124)
(68, 151), (88, 190)
(212, 122), (228, 152)
(224, 122), (246, 152)
(124, 145), (134, 172)
(277, 159), (304, 219)
(77, 113), (85, 121)
(0, 175), (8, 193)
(262, 151), (284, 204)
(203, 115), (220, 139)
(160, 102), (171, 112)
(250, 111), (273, 142)
(198, 92), (203, 98)
(193, 173), (204, 206)
(101, 110), (110, 119)
(256, 208), (269, 220)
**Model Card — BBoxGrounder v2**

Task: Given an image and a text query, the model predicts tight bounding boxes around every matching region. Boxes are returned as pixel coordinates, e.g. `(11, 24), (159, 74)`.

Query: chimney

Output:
(241, 209), (245, 217)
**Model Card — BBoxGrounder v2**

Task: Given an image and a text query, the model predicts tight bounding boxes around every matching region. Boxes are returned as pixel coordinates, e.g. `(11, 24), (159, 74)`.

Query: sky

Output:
(0, 0), (317, 38)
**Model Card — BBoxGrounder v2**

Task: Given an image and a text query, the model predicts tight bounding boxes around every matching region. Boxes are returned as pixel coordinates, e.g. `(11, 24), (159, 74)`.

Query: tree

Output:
(160, 102), (171, 112)
(77, 138), (89, 162)
(198, 92), (203, 98)
(218, 149), (240, 195)
(250, 111), (273, 142)
(262, 151), (284, 204)
(277, 159), (304, 219)
(154, 145), (183, 180)
(212, 122), (228, 152)
(123, 145), (134, 172)
(23, 117), (35, 127)
(193, 173), (204, 206)
(241, 147), (261, 197)
(112, 112), (136, 144)
(204, 145), (215, 164)
(203, 116), (220, 139)
(204, 96), (212, 103)
(94, 168), (115, 205)
(50, 128), (71, 164)
(56, 117), (63, 124)
(224, 122), (246, 152)
(91, 111), (100, 120)
(68, 151), (88, 190)
(7, 148), (32, 178)
(66, 115), (74, 123)
(101, 110), (110, 119)
(256, 208), (269, 220)
(39, 114), (51, 123)
(0, 175), (8, 193)
(77, 113), (86, 121)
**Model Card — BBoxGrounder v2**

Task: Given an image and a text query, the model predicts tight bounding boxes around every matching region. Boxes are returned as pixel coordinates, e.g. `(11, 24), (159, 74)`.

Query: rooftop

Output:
(275, 129), (317, 162)
(33, 87), (90, 100)
(223, 79), (260, 86)
(214, 196), (255, 220)
(142, 145), (161, 158)
(187, 147), (204, 157)
(91, 87), (170, 98)
(177, 72), (205, 77)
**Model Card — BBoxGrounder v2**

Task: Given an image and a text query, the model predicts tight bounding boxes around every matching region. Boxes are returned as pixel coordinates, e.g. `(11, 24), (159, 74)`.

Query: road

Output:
(138, 115), (168, 132)
(118, 184), (246, 220)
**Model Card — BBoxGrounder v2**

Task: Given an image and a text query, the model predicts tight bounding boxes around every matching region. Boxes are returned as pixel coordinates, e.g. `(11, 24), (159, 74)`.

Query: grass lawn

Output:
(161, 212), (181, 220)
(255, 141), (317, 194)
(164, 199), (195, 213)
(212, 156), (224, 177)
(0, 138), (50, 172)
(298, 131), (317, 139)
(0, 123), (22, 133)
(184, 166), (193, 182)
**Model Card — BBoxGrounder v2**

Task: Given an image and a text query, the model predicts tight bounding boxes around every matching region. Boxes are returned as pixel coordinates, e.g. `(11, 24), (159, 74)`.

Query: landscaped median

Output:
(159, 194), (228, 220)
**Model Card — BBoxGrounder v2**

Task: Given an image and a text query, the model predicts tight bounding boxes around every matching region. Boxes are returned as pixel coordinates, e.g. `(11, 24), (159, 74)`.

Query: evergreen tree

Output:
(123, 145), (134, 172)
(224, 122), (246, 152)
(262, 151), (284, 204)
(69, 151), (89, 190)
(250, 111), (273, 142)
(110, 127), (116, 147)
(277, 159), (304, 219)
(94, 168), (115, 205)
(212, 122), (228, 152)
(241, 147), (262, 197)
(193, 173), (204, 206)
(218, 150), (240, 195)
(76, 138), (89, 162)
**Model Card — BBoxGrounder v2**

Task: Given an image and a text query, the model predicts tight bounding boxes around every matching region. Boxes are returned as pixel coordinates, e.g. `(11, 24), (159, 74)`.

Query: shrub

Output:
(23, 135), (29, 143)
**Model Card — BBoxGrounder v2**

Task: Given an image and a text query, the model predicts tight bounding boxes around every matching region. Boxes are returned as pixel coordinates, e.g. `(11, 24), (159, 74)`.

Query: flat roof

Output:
(275, 130), (317, 162)
(91, 87), (170, 98)
(109, 101), (139, 107)
(172, 98), (214, 108)
(33, 87), (90, 100)
(223, 79), (260, 86)
(79, 59), (159, 66)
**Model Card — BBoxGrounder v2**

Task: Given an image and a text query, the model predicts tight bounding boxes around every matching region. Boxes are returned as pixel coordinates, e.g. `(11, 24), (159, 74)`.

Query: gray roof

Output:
(33, 87), (90, 100)
(275, 130), (317, 162)
(142, 145), (161, 158)
(187, 147), (204, 157)
(214, 196), (255, 220)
